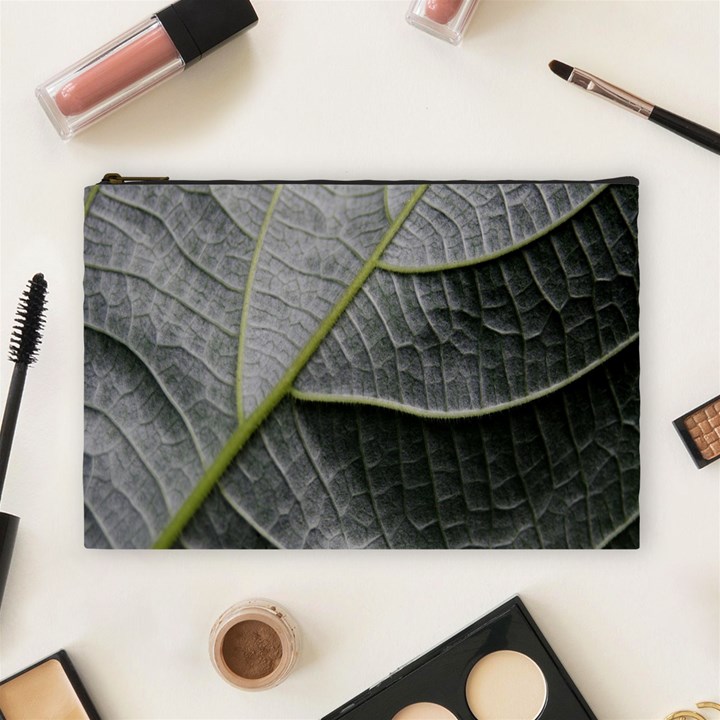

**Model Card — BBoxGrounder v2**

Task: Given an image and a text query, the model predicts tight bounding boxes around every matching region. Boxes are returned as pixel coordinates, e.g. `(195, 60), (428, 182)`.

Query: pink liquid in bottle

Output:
(424, 0), (464, 24)
(55, 25), (180, 117)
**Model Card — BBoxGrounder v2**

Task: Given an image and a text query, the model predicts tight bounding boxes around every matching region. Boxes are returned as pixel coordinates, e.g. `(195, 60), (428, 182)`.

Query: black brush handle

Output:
(0, 363), (28, 497)
(649, 106), (720, 154)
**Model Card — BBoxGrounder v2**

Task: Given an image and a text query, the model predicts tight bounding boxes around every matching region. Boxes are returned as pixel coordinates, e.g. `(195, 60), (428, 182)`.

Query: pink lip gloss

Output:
(36, 0), (258, 140)
(406, 0), (480, 44)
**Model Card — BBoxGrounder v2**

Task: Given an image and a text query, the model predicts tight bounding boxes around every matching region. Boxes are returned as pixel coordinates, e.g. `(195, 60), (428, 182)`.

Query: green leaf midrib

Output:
(152, 184), (430, 549)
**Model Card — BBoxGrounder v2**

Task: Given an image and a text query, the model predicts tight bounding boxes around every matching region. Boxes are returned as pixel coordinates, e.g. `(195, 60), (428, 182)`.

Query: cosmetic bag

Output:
(83, 178), (640, 549)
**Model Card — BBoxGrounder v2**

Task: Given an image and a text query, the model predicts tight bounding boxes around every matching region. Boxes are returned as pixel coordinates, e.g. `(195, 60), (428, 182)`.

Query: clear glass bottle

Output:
(209, 599), (301, 691)
(36, 0), (258, 140)
(406, 0), (481, 45)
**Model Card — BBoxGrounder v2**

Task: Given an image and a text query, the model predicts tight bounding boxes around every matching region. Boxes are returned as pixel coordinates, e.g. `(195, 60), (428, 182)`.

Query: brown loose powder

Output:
(221, 620), (283, 680)
(685, 400), (720, 460)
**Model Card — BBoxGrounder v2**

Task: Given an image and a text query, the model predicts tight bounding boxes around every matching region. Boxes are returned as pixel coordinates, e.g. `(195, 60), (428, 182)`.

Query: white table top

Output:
(1, 1), (718, 718)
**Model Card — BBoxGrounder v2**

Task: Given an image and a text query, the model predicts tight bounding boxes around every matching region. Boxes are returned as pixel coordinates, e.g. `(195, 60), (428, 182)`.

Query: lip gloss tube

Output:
(406, 0), (480, 44)
(36, 0), (258, 140)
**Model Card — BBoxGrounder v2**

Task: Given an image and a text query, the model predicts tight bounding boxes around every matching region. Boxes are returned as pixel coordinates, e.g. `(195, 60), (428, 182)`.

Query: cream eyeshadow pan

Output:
(392, 703), (458, 720)
(323, 597), (596, 720)
(465, 650), (547, 720)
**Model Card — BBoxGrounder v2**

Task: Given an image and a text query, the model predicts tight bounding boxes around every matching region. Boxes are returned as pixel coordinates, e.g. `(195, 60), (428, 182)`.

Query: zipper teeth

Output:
(101, 174), (640, 186)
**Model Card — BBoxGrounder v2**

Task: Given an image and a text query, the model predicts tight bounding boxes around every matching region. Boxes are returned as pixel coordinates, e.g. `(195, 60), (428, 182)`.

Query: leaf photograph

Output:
(83, 181), (640, 549)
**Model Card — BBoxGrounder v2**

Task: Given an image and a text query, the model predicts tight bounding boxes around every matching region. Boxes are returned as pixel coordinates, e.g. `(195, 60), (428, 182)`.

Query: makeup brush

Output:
(0, 273), (47, 610)
(549, 60), (720, 155)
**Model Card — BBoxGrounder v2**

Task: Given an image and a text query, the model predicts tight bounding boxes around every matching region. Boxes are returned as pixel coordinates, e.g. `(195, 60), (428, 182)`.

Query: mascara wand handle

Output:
(0, 363), (28, 496)
(649, 106), (720, 155)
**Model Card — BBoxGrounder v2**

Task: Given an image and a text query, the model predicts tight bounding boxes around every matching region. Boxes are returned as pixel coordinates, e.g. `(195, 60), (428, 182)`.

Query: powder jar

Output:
(209, 599), (301, 691)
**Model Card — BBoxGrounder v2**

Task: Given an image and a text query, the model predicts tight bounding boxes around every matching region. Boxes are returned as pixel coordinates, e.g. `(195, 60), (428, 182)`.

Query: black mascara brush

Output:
(0, 273), (47, 610)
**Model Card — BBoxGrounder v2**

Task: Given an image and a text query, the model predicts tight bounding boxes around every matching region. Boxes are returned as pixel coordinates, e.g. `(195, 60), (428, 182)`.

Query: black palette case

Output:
(322, 596), (597, 720)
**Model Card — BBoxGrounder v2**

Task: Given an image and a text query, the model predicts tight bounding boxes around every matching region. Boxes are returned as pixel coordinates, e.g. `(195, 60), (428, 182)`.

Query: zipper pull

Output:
(102, 173), (170, 184)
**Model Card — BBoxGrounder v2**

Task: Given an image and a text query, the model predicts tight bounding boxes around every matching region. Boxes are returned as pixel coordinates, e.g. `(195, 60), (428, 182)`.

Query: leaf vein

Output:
(597, 510), (639, 549)
(96, 191), (244, 293)
(84, 493), (117, 549)
(377, 183), (611, 274)
(152, 185), (430, 548)
(290, 400), (348, 547)
(85, 263), (237, 337)
(84, 324), (208, 463)
(215, 483), (282, 549)
(288, 334), (639, 420)
(237, 185), (283, 421)
(85, 402), (174, 520)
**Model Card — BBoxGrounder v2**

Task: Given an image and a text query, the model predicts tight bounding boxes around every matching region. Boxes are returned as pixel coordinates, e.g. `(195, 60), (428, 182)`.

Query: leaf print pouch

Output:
(84, 176), (640, 549)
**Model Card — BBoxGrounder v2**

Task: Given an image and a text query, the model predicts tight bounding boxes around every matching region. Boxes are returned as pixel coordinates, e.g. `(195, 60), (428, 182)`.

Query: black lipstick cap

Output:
(157, 0), (258, 66)
(0, 512), (19, 611)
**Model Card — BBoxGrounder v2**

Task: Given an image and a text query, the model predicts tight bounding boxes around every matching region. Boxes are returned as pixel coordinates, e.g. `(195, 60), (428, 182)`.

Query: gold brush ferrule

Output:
(569, 68), (654, 118)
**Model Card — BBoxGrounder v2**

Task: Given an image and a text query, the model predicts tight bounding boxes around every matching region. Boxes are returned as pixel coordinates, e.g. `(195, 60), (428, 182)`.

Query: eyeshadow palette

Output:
(322, 597), (597, 720)
(0, 650), (101, 720)
(674, 393), (720, 468)
(673, 395), (720, 468)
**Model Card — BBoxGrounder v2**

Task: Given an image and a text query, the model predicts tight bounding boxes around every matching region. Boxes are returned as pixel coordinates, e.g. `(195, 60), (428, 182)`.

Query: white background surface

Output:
(0, 1), (719, 718)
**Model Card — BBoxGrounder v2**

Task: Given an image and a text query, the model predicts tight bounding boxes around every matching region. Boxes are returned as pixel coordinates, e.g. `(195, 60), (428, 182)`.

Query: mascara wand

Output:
(0, 273), (47, 610)
(0, 273), (47, 493)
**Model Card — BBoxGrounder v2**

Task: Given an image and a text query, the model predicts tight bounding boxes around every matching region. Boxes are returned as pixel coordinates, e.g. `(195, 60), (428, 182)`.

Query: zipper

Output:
(100, 173), (640, 186)
(103, 173), (170, 184)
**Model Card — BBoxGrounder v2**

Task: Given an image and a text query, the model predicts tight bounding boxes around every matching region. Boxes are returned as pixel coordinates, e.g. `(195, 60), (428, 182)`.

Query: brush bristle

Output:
(9, 273), (48, 365)
(549, 60), (574, 81)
